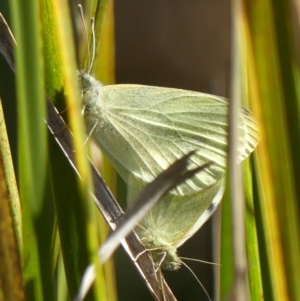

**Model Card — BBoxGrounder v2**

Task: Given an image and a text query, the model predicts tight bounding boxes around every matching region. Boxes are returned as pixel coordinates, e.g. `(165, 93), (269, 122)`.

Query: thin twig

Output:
(229, 0), (248, 300)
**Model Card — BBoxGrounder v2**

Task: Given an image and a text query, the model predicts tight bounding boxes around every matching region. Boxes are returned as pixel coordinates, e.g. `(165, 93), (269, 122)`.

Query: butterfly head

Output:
(137, 224), (183, 271)
(151, 247), (182, 271)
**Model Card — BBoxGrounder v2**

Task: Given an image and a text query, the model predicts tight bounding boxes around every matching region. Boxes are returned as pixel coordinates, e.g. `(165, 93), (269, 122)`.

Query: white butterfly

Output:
(79, 71), (259, 270)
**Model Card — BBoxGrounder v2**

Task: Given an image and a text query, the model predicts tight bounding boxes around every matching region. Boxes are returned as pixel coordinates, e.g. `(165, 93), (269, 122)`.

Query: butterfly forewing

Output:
(90, 84), (259, 197)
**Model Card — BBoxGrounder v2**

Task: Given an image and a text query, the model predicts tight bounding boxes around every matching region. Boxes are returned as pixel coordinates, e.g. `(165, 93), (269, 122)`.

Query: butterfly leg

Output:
(83, 119), (98, 145)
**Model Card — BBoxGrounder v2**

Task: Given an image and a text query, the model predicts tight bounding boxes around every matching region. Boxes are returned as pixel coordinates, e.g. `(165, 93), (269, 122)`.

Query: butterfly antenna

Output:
(181, 261), (212, 301)
(77, 5), (90, 72)
(77, 5), (95, 74)
(88, 18), (96, 74)
(180, 256), (221, 266)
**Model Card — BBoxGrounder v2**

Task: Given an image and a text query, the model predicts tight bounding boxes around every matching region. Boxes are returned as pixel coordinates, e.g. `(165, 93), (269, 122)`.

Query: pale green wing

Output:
(87, 84), (259, 198)
(130, 174), (225, 248)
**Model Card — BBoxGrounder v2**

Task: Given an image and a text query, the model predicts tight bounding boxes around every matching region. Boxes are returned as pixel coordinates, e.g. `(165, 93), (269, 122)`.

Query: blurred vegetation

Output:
(0, 0), (299, 301)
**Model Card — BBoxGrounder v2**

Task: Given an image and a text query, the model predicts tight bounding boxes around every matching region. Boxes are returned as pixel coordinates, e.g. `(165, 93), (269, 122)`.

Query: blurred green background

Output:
(1, 0), (299, 300)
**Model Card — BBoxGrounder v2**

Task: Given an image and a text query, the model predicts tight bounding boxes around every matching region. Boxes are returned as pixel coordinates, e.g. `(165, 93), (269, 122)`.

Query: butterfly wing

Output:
(130, 174), (225, 248)
(85, 84), (259, 198)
